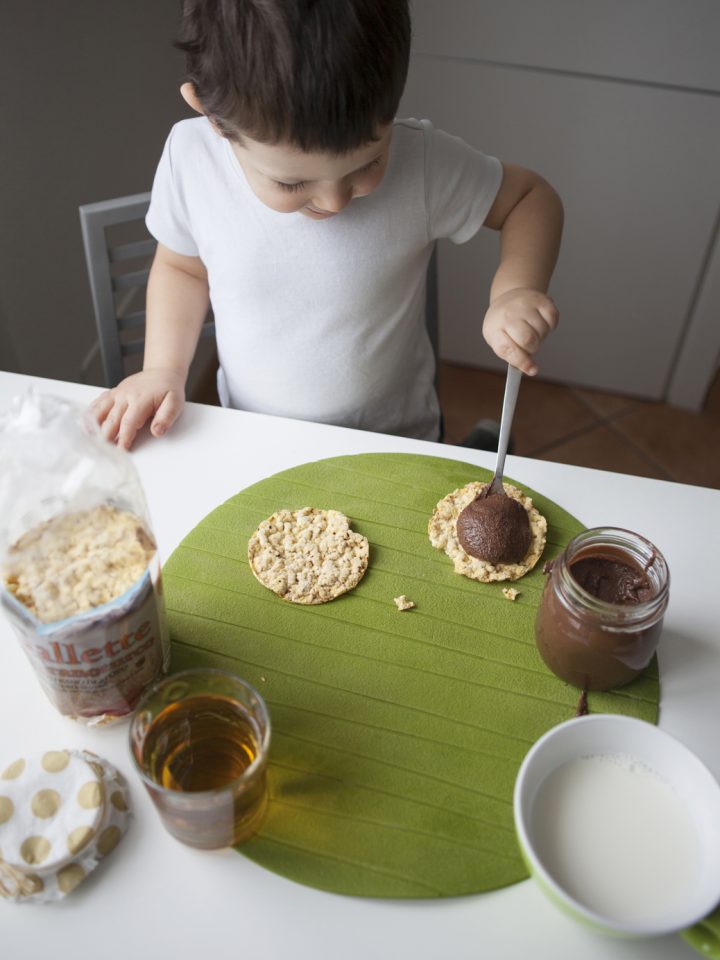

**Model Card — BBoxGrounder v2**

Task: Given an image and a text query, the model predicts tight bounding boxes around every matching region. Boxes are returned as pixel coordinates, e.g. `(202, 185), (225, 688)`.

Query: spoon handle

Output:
(492, 364), (522, 489)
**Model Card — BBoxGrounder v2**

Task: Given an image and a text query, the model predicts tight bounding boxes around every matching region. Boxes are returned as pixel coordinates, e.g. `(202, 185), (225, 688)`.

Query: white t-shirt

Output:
(146, 117), (502, 440)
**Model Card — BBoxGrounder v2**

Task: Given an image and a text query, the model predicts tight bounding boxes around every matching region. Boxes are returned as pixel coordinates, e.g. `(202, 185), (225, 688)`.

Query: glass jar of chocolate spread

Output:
(535, 527), (669, 691)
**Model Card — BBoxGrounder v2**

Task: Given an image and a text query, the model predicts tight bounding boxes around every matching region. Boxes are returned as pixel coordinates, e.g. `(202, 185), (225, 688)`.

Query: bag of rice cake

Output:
(0, 390), (170, 725)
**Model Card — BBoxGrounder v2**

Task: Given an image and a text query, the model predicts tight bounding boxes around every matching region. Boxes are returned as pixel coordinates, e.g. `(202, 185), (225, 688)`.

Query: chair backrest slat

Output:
(120, 339), (145, 357)
(79, 193), (154, 386)
(109, 238), (157, 264)
(117, 310), (146, 331)
(111, 269), (151, 292)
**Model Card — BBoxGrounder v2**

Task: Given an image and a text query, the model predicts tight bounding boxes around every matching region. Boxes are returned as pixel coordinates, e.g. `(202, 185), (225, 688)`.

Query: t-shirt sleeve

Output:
(145, 126), (200, 257)
(422, 120), (503, 244)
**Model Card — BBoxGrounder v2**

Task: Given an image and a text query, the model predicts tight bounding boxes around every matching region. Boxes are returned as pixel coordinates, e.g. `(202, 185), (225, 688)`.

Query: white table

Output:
(1, 371), (717, 960)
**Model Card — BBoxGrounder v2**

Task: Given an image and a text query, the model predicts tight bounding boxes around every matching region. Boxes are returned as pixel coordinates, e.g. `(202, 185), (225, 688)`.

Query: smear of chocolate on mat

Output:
(575, 689), (589, 716)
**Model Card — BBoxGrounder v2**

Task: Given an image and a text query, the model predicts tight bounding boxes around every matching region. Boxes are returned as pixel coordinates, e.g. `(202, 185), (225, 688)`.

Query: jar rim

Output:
(556, 526), (670, 626)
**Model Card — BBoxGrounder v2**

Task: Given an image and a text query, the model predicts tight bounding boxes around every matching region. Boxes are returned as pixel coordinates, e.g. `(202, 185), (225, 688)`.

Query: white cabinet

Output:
(401, 1), (720, 407)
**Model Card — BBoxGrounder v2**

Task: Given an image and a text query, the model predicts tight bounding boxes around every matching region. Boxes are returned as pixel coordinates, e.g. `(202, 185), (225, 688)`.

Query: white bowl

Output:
(513, 714), (720, 939)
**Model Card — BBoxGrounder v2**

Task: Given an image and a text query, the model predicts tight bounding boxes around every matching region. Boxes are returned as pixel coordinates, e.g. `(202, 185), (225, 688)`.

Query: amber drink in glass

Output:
(129, 668), (270, 848)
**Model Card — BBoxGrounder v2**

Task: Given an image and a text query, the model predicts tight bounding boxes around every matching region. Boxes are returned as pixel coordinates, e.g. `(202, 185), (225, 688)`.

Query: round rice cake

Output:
(428, 481), (547, 583)
(248, 507), (369, 604)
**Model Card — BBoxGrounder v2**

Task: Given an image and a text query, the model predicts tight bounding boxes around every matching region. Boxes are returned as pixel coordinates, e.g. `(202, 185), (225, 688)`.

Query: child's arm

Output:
(482, 163), (564, 375)
(91, 243), (210, 449)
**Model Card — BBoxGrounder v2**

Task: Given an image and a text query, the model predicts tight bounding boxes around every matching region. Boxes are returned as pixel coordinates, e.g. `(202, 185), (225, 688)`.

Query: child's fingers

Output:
(503, 307), (557, 359)
(116, 398), (156, 450)
(537, 297), (560, 331)
(150, 391), (183, 438)
(89, 391), (114, 425)
(515, 353), (539, 376)
(100, 398), (128, 443)
(506, 318), (542, 355)
(116, 422), (139, 451)
(515, 307), (557, 344)
(492, 332), (538, 376)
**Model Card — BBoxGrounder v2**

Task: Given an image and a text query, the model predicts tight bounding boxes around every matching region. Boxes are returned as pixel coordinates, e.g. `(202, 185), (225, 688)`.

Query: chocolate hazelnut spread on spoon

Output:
(456, 365), (531, 564)
(457, 494), (531, 564)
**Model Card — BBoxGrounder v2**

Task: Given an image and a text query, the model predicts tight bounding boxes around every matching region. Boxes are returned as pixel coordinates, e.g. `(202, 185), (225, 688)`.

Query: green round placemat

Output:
(163, 453), (659, 898)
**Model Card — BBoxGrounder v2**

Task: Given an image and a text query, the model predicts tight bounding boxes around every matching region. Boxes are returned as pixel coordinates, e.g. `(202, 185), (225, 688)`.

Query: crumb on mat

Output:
(393, 595), (415, 611)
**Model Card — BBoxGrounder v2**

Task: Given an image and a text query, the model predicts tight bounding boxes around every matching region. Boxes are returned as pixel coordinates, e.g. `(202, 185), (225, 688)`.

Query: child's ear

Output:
(180, 82), (225, 137)
(180, 82), (205, 115)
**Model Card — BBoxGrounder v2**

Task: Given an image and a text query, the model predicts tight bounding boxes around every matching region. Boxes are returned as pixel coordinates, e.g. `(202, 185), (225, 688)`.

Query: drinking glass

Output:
(129, 668), (270, 848)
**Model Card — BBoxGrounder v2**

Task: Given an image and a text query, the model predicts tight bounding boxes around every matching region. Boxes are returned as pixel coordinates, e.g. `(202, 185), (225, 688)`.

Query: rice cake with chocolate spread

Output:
(248, 507), (369, 604)
(428, 481), (546, 582)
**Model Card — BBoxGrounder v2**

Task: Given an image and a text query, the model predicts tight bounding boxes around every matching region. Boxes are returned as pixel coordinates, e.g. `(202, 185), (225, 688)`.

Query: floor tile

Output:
(534, 424), (673, 481)
(437, 363), (505, 444)
(439, 363), (599, 454)
(612, 402), (720, 488)
(570, 386), (639, 419)
(512, 379), (601, 455)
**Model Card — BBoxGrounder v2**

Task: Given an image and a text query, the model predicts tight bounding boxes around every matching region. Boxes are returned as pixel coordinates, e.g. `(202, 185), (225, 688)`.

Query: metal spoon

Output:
(480, 364), (522, 497)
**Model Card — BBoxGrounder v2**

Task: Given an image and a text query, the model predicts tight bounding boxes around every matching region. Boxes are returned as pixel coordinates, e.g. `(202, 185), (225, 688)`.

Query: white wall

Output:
(401, 0), (720, 408)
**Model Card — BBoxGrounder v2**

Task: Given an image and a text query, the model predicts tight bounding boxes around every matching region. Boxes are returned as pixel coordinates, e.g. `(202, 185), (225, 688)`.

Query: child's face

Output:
(229, 127), (393, 219)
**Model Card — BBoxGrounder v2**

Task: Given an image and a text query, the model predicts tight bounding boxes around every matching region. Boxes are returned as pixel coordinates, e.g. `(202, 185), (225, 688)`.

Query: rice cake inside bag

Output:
(0, 391), (170, 725)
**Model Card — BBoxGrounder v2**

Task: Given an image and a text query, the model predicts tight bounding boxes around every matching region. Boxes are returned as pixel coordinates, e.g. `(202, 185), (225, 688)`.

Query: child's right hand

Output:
(90, 367), (186, 450)
(482, 287), (559, 376)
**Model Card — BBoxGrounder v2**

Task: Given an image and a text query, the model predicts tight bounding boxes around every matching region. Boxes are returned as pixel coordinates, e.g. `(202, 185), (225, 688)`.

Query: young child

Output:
(93, 0), (562, 450)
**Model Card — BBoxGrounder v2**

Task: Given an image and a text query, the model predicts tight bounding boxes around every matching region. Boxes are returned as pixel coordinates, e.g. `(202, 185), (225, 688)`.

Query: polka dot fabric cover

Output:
(0, 749), (131, 902)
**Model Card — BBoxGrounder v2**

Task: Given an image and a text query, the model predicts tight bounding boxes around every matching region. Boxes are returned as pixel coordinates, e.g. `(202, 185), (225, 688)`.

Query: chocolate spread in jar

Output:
(534, 530), (669, 692)
(570, 551), (654, 605)
(456, 494), (531, 565)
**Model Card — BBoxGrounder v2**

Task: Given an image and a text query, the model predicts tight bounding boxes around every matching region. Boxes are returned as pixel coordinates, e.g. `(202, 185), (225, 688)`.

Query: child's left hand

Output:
(482, 287), (559, 376)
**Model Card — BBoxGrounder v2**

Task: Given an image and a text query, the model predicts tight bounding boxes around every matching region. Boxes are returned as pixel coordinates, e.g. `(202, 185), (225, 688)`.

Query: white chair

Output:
(79, 193), (215, 388)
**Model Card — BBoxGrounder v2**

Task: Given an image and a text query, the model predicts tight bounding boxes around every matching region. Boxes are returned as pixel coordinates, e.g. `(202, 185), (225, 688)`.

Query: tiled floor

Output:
(438, 362), (720, 489)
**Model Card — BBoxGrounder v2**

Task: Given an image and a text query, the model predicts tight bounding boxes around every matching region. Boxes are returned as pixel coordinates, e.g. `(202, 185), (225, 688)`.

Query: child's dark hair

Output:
(175, 0), (411, 153)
